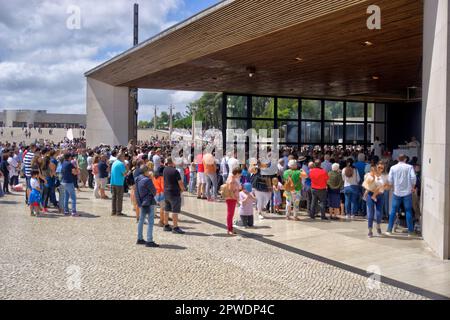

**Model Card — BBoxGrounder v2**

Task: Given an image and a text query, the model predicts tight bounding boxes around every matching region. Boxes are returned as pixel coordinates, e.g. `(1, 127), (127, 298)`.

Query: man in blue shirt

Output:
(354, 153), (367, 216)
(110, 153), (127, 216)
(61, 153), (79, 216)
(97, 154), (109, 199)
(386, 154), (417, 236)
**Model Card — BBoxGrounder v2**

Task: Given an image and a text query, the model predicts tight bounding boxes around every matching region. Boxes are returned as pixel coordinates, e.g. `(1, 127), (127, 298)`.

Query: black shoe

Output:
(146, 241), (160, 248)
(172, 227), (185, 234)
(321, 217), (329, 221)
(117, 213), (127, 217)
(136, 239), (147, 245)
(163, 225), (173, 232)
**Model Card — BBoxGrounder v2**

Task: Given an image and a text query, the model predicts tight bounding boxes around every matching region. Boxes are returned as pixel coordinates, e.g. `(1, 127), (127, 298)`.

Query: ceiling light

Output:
(363, 41), (373, 46)
(247, 66), (256, 78)
(295, 57), (303, 62)
(372, 75), (380, 80)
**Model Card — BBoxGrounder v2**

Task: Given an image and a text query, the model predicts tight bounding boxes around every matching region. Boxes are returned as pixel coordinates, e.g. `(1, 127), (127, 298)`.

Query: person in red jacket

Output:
(308, 159), (329, 220)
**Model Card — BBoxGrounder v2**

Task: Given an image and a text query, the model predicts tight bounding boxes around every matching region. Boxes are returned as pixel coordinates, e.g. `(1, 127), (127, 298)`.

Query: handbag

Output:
(284, 174), (295, 192)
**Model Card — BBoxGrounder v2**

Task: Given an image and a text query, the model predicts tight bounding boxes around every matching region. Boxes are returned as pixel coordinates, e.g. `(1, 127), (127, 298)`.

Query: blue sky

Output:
(0, 0), (220, 120)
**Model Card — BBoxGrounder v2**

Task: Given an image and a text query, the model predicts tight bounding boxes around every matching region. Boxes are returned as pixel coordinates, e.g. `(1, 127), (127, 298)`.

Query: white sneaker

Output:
(259, 214), (264, 220)
(385, 231), (392, 236)
(345, 215), (350, 220)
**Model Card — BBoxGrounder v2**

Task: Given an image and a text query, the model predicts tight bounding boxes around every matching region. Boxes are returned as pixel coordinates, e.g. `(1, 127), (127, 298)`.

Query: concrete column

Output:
(422, 0), (450, 259)
(85, 77), (133, 147)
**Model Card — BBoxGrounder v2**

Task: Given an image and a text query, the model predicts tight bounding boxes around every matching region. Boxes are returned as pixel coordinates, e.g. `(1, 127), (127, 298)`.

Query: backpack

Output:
(126, 171), (135, 186)
(284, 174), (295, 192)
(220, 183), (232, 199)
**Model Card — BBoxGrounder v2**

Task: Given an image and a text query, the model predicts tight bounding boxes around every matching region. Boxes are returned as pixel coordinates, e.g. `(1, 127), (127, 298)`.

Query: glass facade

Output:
(223, 93), (387, 150)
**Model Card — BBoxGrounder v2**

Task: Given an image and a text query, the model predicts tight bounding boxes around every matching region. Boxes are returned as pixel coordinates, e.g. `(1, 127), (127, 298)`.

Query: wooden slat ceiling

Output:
(86, 0), (423, 101)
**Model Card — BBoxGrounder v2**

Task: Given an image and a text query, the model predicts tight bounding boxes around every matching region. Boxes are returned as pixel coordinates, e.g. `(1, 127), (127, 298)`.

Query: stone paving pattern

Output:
(0, 190), (427, 300)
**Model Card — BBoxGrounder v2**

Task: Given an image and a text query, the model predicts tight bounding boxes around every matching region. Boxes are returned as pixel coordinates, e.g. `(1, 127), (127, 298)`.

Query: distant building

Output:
(0, 110), (86, 128)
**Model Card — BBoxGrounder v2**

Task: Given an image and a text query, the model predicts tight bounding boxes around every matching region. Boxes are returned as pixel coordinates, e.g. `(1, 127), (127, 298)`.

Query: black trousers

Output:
(3, 173), (9, 193)
(88, 170), (94, 189)
(310, 189), (327, 218)
(9, 175), (19, 186)
(241, 215), (254, 227)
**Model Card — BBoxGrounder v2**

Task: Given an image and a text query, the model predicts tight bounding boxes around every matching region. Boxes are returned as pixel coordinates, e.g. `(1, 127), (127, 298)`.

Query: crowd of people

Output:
(0, 136), (422, 248)
(0, 124), (86, 141)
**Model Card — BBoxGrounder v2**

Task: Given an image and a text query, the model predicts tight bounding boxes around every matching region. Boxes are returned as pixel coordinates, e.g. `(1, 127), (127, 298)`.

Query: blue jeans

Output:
(344, 185), (360, 215)
(387, 194), (414, 232)
(205, 173), (218, 199)
(58, 183), (65, 210)
(62, 182), (77, 213)
(138, 205), (155, 242)
(189, 173), (196, 193)
(366, 192), (384, 229)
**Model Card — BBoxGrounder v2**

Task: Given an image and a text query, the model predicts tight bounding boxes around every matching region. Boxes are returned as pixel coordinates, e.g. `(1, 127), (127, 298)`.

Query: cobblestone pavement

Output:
(0, 190), (427, 300)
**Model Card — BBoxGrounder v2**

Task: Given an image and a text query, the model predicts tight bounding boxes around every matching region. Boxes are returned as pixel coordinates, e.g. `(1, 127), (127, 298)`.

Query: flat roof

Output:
(86, 0), (422, 101)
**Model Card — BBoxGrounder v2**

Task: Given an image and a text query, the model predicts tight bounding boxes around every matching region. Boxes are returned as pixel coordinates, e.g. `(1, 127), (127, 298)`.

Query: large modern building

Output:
(0, 109), (86, 128)
(85, 0), (449, 259)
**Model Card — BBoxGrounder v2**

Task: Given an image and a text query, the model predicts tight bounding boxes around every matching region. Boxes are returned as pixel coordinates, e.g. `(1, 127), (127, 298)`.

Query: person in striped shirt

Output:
(23, 143), (36, 204)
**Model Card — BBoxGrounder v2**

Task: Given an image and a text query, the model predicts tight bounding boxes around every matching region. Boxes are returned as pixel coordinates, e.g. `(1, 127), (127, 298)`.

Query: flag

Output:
(67, 128), (74, 141)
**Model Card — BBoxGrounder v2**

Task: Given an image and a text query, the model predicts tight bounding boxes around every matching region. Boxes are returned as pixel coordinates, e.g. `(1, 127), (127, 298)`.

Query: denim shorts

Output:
(155, 193), (165, 203)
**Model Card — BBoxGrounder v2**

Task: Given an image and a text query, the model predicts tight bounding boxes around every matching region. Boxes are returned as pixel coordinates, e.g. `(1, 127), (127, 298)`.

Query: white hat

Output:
(288, 159), (298, 169)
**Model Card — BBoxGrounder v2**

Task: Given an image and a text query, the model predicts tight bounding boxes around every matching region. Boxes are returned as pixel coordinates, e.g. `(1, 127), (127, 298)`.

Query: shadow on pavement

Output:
(240, 233), (274, 238)
(76, 212), (101, 218)
(183, 231), (211, 237)
(158, 244), (187, 250)
(179, 219), (201, 225)
(211, 233), (233, 238)
(36, 214), (59, 219)
(1, 201), (19, 205)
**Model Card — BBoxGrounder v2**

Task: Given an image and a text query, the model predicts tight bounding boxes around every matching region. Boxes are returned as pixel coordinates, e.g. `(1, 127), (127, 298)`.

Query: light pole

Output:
(153, 105), (157, 130)
(191, 105), (196, 143)
(169, 104), (174, 140)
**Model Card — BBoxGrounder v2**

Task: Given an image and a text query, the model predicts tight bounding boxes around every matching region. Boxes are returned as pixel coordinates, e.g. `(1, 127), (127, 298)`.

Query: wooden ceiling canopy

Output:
(86, 0), (423, 101)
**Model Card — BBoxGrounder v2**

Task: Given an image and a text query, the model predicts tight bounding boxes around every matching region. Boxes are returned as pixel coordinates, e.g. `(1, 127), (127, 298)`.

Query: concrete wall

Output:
(0, 110), (85, 127)
(422, 0), (450, 259)
(86, 77), (131, 147)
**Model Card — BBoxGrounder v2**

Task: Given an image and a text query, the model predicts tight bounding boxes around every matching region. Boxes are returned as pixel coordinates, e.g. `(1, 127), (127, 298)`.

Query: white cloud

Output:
(0, 0), (205, 118)
(170, 91), (202, 105)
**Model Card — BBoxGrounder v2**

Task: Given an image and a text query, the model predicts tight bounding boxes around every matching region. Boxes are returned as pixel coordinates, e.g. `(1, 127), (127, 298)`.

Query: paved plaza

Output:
(1, 187), (449, 300)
